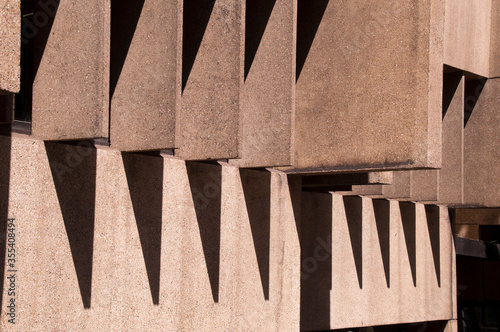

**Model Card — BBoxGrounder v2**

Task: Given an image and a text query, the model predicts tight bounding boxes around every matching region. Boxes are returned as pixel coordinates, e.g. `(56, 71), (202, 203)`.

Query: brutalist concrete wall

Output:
(464, 78), (500, 207)
(0, 0), (20, 94)
(109, 0), (180, 151)
(231, 0), (295, 168)
(175, 0), (242, 160)
(281, 0), (443, 173)
(444, 0), (491, 78)
(31, 0), (110, 140)
(0, 136), (300, 330)
(299, 194), (455, 331)
(0, 136), (457, 331)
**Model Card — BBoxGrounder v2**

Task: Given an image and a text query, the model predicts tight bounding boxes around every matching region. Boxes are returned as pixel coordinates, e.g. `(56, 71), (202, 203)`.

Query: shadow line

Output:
(244, 0), (276, 80)
(373, 199), (391, 288)
(442, 71), (463, 120)
(296, 0), (329, 81)
(46, 141), (95, 308)
(187, 161), (221, 302)
(123, 153), (163, 305)
(32, 0), (60, 80)
(240, 169), (271, 300)
(399, 201), (416, 287)
(182, 0), (216, 91)
(110, 0), (146, 100)
(344, 196), (363, 289)
(425, 205), (441, 287)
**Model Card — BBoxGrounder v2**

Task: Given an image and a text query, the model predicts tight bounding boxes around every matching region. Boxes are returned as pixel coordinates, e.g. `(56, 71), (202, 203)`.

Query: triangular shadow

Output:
(343, 196), (363, 289)
(32, 0), (60, 80)
(182, 0), (216, 91)
(399, 201), (416, 287)
(244, 0), (276, 80)
(372, 199), (390, 288)
(240, 169), (271, 300)
(110, 0), (146, 100)
(425, 205), (441, 287)
(442, 71), (463, 120)
(186, 162), (221, 302)
(122, 153), (163, 305)
(464, 78), (487, 127)
(296, 0), (329, 81)
(46, 141), (96, 308)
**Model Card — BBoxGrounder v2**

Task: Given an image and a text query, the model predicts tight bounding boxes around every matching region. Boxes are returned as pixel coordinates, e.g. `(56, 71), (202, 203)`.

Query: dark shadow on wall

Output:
(299, 191), (332, 331)
(425, 205), (441, 287)
(32, 0), (60, 80)
(187, 161), (221, 303)
(399, 201), (416, 287)
(344, 196), (363, 289)
(296, 0), (329, 81)
(373, 199), (391, 288)
(442, 70), (463, 120)
(464, 78), (487, 127)
(122, 152), (163, 305)
(0, 133), (12, 315)
(244, 0), (276, 80)
(182, 0), (216, 91)
(110, 0), (146, 100)
(45, 141), (96, 308)
(240, 168), (271, 300)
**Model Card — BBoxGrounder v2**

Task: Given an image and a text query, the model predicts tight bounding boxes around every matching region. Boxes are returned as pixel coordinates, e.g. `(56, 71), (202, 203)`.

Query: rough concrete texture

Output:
(444, 0), (491, 78)
(31, 0), (110, 140)
(438, 74), (465, 204)
(0, 135), (458, 331)
(407, 73), (465, 204)
(176, 0), (242, 160)
(230, 0), (295, 167)
(0, 0), (20, 93)
(280, 0), (443, 173)
(455, 208), (500, 225)
(464, 78), (500, 206)
(0, 136), (300, 330)
(299, 194), (455, 331)
(491, 0), (500, 77)
(110, 0), (179, 151)
(383, 171), (412, 199)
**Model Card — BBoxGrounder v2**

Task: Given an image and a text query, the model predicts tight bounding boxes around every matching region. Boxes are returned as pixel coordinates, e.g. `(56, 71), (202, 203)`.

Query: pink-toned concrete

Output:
(109, 0), (180, 151)
(0, 136), (300, 330)
(280, 0), (443, 173)
(464, 78), (500, 207)
(0, 0), (19, 94)
(175, 0), (242, 160)
(31, 0), (110, 140)
(230, 0), (295, 168)
(444, 0), (491, 77)
(0, 135), (457, 331)
(300, 193), (455, 331)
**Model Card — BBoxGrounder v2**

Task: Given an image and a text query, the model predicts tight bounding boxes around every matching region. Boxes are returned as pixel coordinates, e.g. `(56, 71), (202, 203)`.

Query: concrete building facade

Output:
(0, 0), (499, 331)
